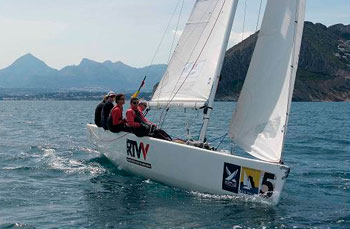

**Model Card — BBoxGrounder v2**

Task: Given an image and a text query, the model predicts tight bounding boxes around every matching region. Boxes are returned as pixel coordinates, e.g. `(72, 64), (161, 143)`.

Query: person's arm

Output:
(138, 107), (155, 126)
(141, 114), (155, 126)
(112, 108), (120, 125)
(126, 110), (141, 128)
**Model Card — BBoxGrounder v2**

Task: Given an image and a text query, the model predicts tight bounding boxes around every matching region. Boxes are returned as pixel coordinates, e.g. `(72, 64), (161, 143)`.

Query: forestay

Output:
(151, 0), (238, 108)
(229, 0), (306, 162)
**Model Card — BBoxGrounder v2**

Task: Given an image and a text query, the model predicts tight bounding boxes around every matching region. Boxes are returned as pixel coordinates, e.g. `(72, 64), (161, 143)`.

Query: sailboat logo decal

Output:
(225, 167), (238, 183)
(242, 171), (254, 190)
(222, 162), (241, 193)
(239, 167), (261, 195)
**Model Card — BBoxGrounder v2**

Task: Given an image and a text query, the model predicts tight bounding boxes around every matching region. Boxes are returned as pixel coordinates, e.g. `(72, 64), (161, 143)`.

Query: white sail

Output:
(229, 0), (306, 162)
(151, 0), (238, 108)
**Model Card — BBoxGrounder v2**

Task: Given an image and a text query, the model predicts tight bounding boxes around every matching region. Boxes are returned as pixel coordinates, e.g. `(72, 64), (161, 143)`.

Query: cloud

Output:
(0, 16), (68, 69)
(167, 29), (254, 51)
(228, 31), (254, 47)
(0, 16), (67, 44)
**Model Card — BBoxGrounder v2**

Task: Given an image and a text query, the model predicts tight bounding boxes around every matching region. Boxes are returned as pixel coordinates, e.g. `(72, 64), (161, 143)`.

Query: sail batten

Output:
(151, 0), (239, 107)
(229, 0), (306, 163)
(187, 20), (210, 25)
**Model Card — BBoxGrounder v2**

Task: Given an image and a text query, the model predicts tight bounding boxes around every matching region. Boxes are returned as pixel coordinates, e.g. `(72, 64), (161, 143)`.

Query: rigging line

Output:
(144, 0), (181, 78)
(155, 0), (221, 103)
(167, 0), (184, 64)
(255, 0), (263, 32)
(168, 1), (226, 101)
(155, 0), (184, 111)
(154, 0), (217, 102)
(241, 0), (247, 41)
(215, 133), (228, 150)
(159, 0), (227, 125)
(159, 107), (169, 129)
(211, 132), (228, 142)
(184, 108), (194, 140)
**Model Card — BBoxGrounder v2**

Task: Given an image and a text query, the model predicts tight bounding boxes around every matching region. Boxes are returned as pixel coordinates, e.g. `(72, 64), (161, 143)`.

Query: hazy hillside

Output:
(0, 55), (166, 91)
(217, 22), (350, 101)
(0, 54), (60, 88)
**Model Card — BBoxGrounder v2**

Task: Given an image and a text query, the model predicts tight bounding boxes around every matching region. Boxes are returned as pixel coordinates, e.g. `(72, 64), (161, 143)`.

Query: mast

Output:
(199, 0), (238, 142)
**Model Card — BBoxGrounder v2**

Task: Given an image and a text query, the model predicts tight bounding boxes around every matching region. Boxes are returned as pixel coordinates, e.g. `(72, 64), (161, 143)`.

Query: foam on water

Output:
(142, 179), (154, 184)
(77, 146), (100, 154)
(0, 223), (35, 229)
(39, 146), (105, 175)
(189, 191), (272, 205)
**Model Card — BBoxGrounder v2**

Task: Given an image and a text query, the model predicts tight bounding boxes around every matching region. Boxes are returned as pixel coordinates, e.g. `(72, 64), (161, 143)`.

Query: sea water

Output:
(0, 101), (349, 228)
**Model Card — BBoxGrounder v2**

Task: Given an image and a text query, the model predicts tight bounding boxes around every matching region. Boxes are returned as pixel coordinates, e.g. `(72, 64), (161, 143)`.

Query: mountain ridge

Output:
(217, 21), (350, 101)
(0, 54), (167, 91)
(1, 21), (350, 101)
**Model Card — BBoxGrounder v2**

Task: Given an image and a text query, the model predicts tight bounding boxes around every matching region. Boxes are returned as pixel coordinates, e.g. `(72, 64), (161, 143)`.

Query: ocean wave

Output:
(2, 166), (35, 171)
(38, 146), (106, 176)
(0, 223), (36, 229)
(142, 179), (154, 184)
(76, 146), (100, 154)
(189, 191), (272, 205)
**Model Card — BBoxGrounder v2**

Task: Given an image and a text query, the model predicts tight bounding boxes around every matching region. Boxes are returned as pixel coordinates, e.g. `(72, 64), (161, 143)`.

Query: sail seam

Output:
(187, 20), (210, 24)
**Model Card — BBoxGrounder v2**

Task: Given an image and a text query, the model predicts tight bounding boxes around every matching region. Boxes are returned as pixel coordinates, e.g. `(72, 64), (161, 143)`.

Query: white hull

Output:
(87, 124), (289, 205)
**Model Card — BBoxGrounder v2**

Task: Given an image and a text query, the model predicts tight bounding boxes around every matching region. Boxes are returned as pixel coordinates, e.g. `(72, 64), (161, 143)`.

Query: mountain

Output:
(0, 54), (60, 88)
(1, 22), (350, 101)
(217, 22), (350, 101)
(0, 55), (166, 91)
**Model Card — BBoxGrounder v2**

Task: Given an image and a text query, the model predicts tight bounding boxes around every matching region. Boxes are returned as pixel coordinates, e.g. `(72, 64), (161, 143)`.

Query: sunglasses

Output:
(132, 101), (139, 105)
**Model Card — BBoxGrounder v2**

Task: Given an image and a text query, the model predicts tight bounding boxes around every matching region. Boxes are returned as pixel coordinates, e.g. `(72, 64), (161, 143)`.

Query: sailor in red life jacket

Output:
(107, 94), (127, 133)
(138, 100), (155, 126)
(126, 97), (153, 137)
(126, 97), (172, 140)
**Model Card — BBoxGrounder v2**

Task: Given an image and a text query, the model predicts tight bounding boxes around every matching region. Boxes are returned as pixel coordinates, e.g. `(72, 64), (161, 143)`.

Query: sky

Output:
(0, 0), (349, 70)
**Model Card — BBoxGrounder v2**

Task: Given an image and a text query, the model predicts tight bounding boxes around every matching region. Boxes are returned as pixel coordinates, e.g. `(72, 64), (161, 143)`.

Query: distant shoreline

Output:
(1, 89), (349, 102)
(1, 97), (347, 102)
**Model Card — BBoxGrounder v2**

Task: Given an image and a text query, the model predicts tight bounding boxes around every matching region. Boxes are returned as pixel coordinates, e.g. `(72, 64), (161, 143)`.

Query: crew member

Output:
(108, 94), (127, 133)
(94, 94), (107, 127)
(126, 97), (153, 137)
(101, 91), (116, 130)
(126, 97), (171, 140)
(137, 100), (154, 125)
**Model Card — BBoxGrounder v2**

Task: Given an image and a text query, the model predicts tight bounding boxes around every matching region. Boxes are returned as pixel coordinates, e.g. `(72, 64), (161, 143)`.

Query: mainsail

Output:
(229, 0), (306, 162)
(151, 0), (238, 108)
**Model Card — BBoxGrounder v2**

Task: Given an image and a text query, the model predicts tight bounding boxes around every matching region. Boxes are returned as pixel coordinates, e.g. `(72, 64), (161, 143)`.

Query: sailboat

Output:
(87, 0), (306, 205)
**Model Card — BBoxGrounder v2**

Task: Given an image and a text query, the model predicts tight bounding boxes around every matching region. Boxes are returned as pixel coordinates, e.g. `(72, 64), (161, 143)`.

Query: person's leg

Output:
(152, 129), (172, 141)
(132, 126), (149, 137)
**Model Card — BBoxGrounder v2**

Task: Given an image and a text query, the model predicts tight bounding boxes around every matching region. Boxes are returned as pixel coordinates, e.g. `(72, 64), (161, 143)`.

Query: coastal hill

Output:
(218, 22), (350, 101)
(0, 54), (166, 91)
(1, 22), (349, 101)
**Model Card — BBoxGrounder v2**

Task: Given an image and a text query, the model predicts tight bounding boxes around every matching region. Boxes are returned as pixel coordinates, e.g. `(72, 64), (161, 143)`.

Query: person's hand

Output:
(151, 124), (157, 132)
